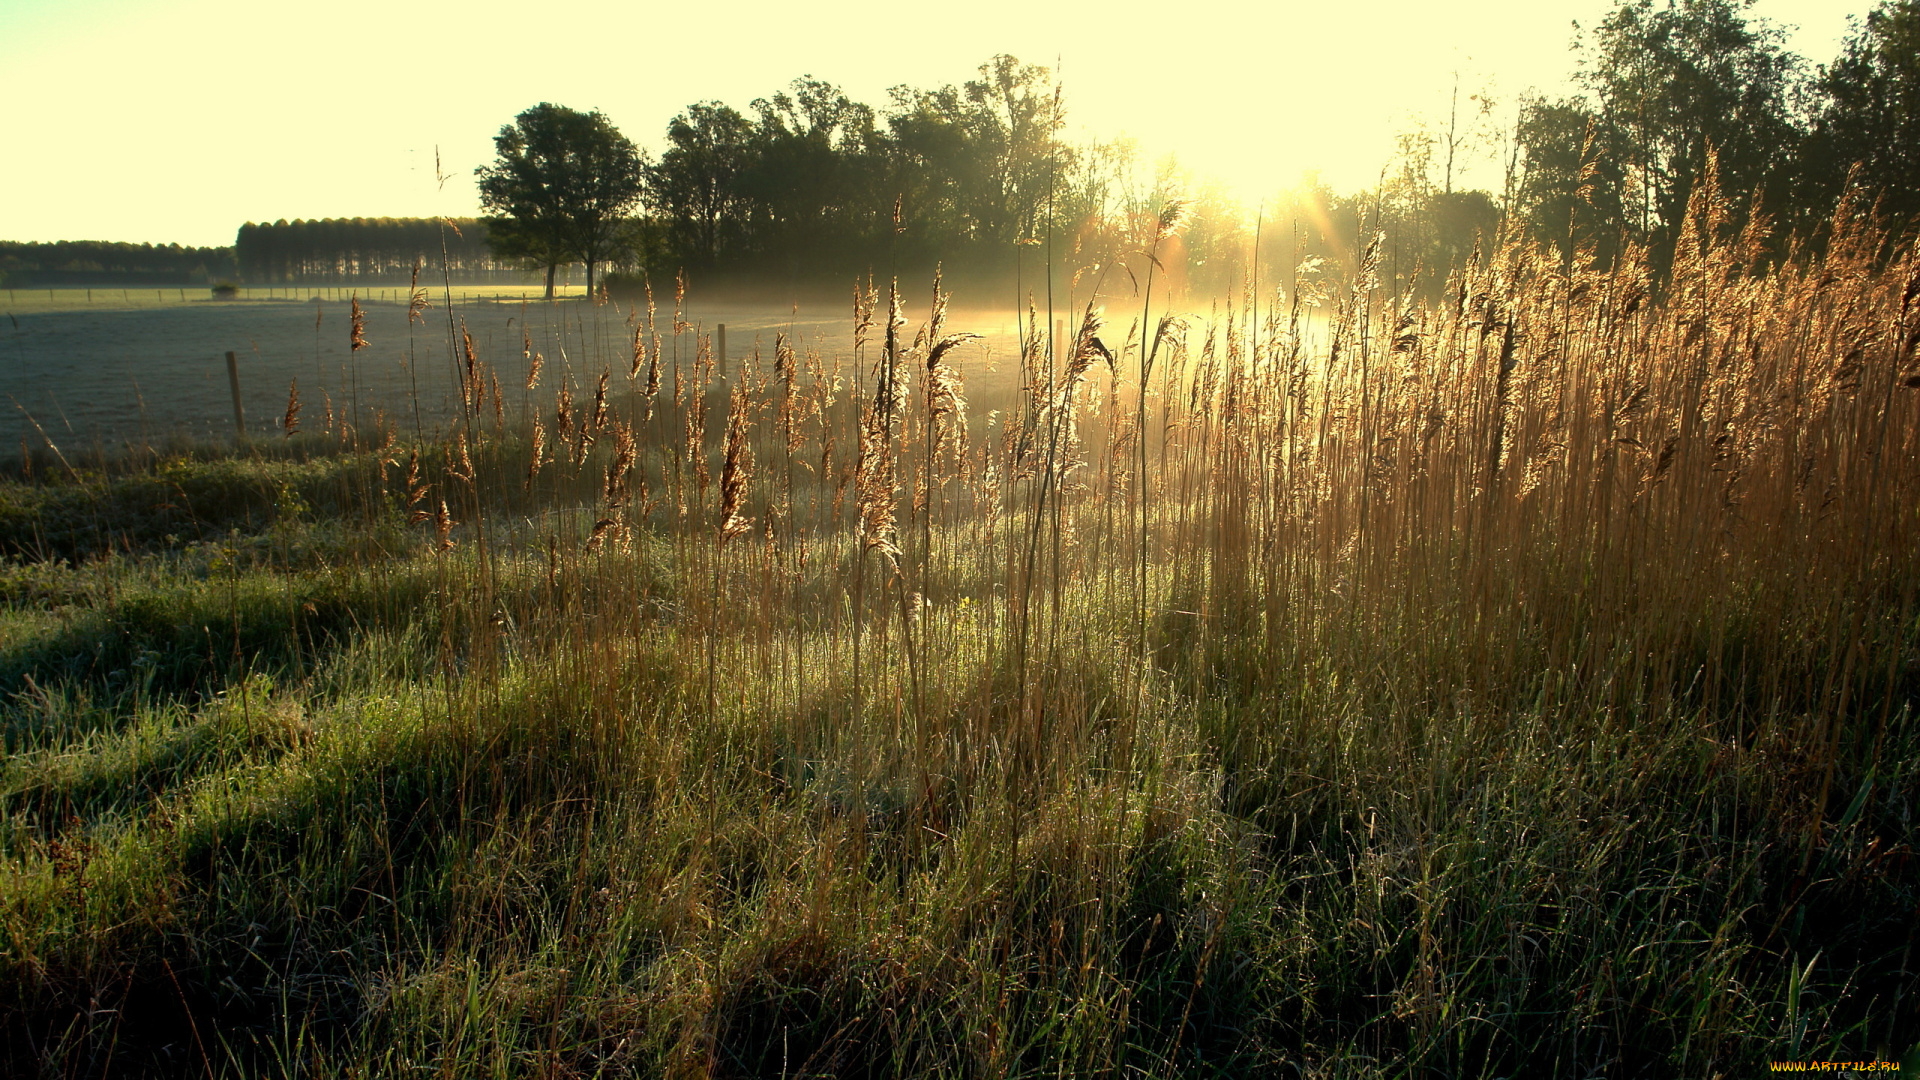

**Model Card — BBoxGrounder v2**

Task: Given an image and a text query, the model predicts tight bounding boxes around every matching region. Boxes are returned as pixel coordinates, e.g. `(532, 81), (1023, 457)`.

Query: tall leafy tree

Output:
(883, 82), (991, 254)
(1802, 0), (1920, 236)
(1514, 0), (1801, 269)
(880, 57), (1069, 251)
(741, 78), (885, 273)
(1513, 96), (1633, 268)
(640, 57), (1088, 280)
(1376, 90), (1510, 296)
(962, 55), (1068, 247)
(476, 103), (646, 299)
(1589, 0), (1798, 246)
(646, 102), (757, 270)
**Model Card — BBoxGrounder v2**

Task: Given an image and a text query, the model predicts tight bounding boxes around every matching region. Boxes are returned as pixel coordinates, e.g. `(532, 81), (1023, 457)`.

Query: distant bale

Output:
(210, 281), (240, 299)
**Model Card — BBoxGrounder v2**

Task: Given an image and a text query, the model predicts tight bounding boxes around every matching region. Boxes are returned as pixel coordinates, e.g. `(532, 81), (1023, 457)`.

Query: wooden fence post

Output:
(225, 351), (246, 439)
(716, 323), (727, 381)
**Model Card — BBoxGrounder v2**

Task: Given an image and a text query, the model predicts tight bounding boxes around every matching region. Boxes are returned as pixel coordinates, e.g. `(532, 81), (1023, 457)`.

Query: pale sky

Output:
(0, 0), (1867, 248)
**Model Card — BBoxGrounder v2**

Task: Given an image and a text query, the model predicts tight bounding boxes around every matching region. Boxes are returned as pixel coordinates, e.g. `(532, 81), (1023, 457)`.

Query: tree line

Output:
(478, 0), (1919, 301)
(478, 56), (1398, 300)
(0, 241), (236, 288)
(1510, 0), (1919, 273)
(475, 56), (1100, 298)
(17, 0), (1902, 298)
(233, 218), (515, 284)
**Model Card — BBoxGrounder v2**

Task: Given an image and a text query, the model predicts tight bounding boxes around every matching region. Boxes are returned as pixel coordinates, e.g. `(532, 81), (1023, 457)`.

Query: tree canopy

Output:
(634, 58), (1081, 286)
(476, 103), (647, 299)
(0, 240), (235, 288)
(1511, 0), (1802, 269)
(200, 11), (1920, 299)
(233, 218), (502, 283)
(621, 22), (1920, 300)
(1802, 0), (1920, 230)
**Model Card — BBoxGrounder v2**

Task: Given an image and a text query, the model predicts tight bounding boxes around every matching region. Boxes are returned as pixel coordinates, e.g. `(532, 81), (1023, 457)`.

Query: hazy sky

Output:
(0, 0), (1866, 248)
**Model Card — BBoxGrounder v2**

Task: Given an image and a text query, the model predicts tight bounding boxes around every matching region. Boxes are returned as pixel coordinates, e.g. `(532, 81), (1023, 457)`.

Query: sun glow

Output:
(0, 0), (1863, 247)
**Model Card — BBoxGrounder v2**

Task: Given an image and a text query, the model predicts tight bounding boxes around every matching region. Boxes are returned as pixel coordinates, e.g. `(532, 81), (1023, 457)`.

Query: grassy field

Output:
(1, 284), (584, 314)
(2, 285), (1010, 458)
(2, 198), (1918, 1077)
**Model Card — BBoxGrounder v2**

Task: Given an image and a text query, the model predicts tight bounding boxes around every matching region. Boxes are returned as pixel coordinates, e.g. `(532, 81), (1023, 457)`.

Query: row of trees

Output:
(472, 55), (1515, 302)
(233, 218), (513, 284)
(480, 0), (1919, 300)
(0, 241), (236, 288)
(475, 56), (1101, 298)
(6, 2), (1908, 298)
(1511, 0), (1920, 271)
(645, 57), (1084, 277)
(474, 6), (1913, 302)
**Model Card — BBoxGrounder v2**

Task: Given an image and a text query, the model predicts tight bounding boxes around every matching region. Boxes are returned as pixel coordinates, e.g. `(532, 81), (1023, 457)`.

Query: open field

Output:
(1, 286), (1029, 455)
(2, 285), (580, 315)
(2, 202), (1918, 1078)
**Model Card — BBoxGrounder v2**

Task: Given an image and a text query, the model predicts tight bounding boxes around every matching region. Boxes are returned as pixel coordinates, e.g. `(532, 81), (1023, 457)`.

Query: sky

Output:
(0, 0), (1869, 249)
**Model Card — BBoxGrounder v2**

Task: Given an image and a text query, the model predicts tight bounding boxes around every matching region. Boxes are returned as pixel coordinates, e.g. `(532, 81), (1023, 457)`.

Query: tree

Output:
(1802, 0), (1920, 237)
(644, 102), (756, 271)
(1590, 0), (1798, 249)
(476, 103), (646, 299)
(481, 217), (573, 296)
(1375, 87), (1507, 296)
(883, 82), (990, 252)
(1513, 0), (1801, 269)
(1513, 95), (1632, 268)
(962, 55), (1068, 247)
(741, 78), (884, 273)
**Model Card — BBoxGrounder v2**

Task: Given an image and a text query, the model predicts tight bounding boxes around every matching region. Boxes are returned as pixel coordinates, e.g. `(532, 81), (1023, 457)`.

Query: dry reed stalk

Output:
(433, 499), (455, 551)
(449, 430), (474, 485)
(282, 380), (301, 437)
(404, 452), (430, 522)
(461, 324), (482, 416)
(853, 279), (877, 404)
(407, 259), (430, 325)
(926, 299), (980, 460)
(527, 416), (546, 490)
(719, 382), (755, 543)
(644, 344), (662, 424)
(585, 517), (618, 554)
(880, 280), (909, 431)
(590, 369), (610, 435)
(1057, 305), (1113, 419)
(858, 287), (907, 562)
(555, 385), (575, 463)
(607, 421), (636, 509)
(856, 417), (899, 559)
(775, 334), (801, 452)
(686, 336), (713, 497)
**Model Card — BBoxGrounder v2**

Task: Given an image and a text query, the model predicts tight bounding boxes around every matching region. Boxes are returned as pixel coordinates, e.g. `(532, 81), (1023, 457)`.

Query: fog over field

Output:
(2, 292), (1041, 452)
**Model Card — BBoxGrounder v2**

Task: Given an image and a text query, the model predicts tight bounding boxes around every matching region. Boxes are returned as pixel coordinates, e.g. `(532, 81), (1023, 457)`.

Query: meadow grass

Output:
(2, 188), (1917, 1077)
(0, 284), (583, 315)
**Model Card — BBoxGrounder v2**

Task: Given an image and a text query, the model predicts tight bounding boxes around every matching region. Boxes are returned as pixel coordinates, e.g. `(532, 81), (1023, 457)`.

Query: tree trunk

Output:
(586, 259), (597, 304)
(544, 263), (557, 299)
